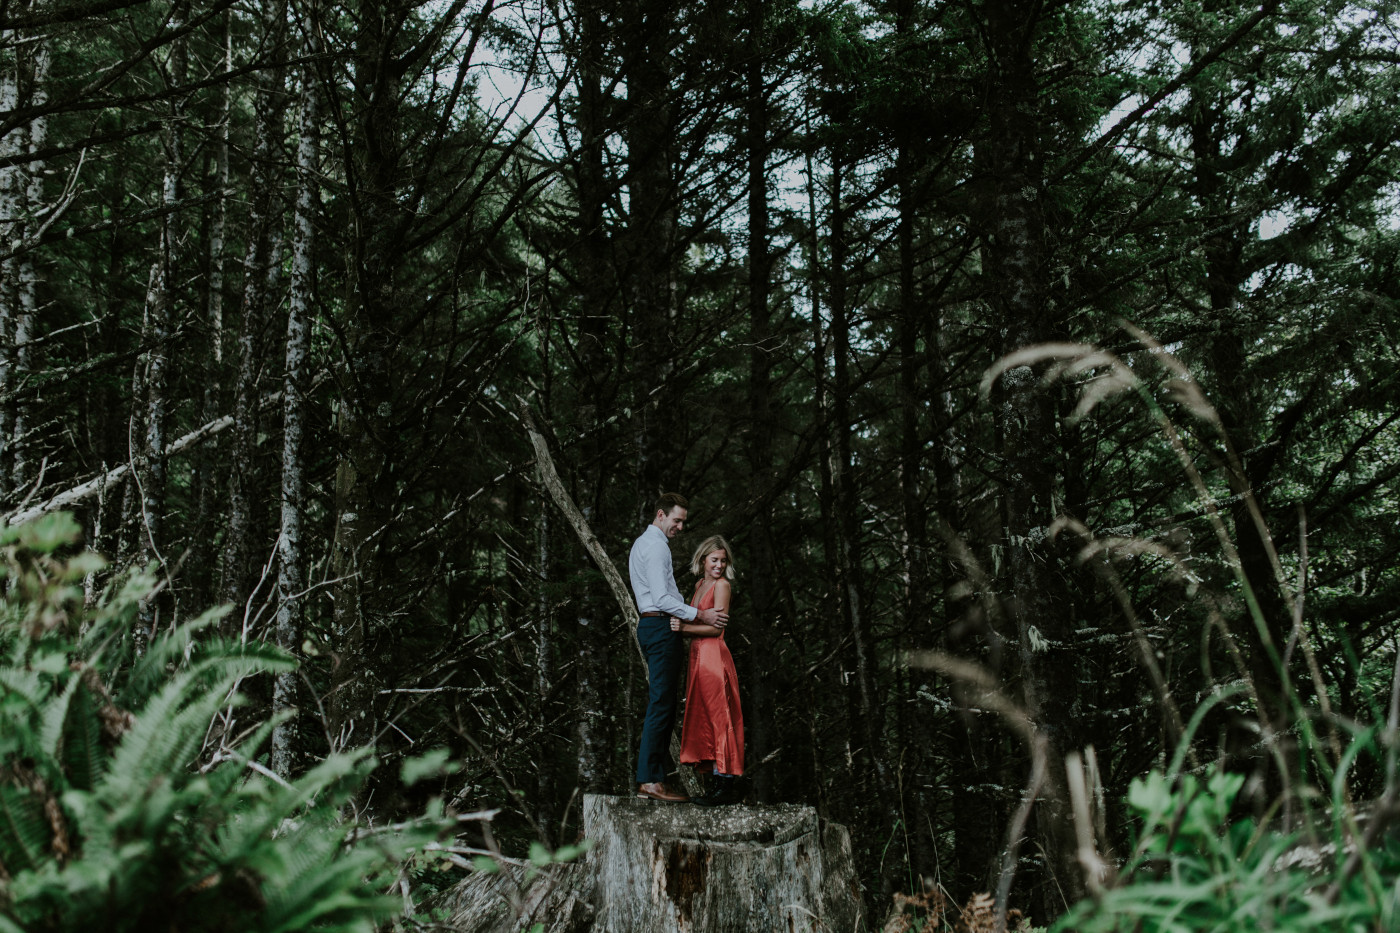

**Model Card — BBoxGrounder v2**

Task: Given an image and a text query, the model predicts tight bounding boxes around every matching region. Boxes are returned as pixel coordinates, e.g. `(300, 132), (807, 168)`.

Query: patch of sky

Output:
(1258, 210), (1290, 240)
(461, 0), (568, 152)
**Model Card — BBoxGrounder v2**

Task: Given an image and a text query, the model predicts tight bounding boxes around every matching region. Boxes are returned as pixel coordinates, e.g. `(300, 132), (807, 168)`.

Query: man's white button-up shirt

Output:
(628, 524), (698, 620)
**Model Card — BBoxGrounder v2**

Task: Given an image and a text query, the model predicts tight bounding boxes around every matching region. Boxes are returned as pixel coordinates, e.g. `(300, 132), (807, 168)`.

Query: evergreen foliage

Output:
(1, 0), (1399, 924)
(0, 514), (439, 933)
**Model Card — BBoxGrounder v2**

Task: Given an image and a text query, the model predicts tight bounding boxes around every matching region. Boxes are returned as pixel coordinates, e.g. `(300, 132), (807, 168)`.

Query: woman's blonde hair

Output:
(690, 535), (736, 580)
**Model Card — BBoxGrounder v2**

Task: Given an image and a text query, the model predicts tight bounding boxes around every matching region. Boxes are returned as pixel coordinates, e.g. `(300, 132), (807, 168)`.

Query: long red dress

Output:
(678, 582), (745, 775)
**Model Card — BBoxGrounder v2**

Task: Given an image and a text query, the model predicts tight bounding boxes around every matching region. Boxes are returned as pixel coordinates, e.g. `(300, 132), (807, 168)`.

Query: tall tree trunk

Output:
(1189, 83), (1291, 744)
(11, 35), (49, 492)
(0, 25), (20, 500)
(189, 9), (233, 610)
(742, 0), (777, 804)
(623, 0), (678, 511)
(136, 5), (189, 648)
(829, 150), (900, 893)
(87, 123), (130, 563)
(534, 497), (555, 827)
(804, 129), (847, 817)
(979, 0), (1082, 915)
(272, 37), (319, 779)
(224, 0), (289, 612)
(328, 0), (412, 750)
(571, 0), (616, 795)
(892, 0), (937, 882)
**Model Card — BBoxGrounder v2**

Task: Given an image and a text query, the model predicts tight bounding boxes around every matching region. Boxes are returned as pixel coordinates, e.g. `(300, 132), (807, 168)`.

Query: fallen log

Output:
(5, 413), (234, 526)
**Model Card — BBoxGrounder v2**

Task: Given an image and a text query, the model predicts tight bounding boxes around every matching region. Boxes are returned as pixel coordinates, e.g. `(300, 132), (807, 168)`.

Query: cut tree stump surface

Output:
(433, 794), (865, 933)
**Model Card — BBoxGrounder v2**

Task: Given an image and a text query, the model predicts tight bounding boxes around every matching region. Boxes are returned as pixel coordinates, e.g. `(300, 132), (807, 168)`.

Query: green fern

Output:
(57, 685), (103, 793)
(0, 786), (52, 874)
(0, 515), (448, 933)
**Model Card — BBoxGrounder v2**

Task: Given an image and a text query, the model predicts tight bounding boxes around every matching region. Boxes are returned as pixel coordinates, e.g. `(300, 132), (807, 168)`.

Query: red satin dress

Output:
(679, 582), (745, 775)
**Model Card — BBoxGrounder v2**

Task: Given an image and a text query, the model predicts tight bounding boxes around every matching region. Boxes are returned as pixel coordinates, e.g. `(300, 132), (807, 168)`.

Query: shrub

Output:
(1054, 753), (1400, 932)
(0, 514), (441, 933)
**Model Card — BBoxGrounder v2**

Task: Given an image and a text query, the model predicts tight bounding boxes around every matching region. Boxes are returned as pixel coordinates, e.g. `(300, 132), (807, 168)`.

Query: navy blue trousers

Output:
(635, 615), (684, 784)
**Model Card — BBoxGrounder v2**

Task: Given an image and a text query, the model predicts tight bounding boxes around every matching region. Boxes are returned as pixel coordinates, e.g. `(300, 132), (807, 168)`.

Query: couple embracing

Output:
(627, 492), (746, 807)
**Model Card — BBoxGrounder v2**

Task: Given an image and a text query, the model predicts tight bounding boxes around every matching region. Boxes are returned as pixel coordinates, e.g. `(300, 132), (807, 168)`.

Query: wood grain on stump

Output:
(432, 794), (865, 932)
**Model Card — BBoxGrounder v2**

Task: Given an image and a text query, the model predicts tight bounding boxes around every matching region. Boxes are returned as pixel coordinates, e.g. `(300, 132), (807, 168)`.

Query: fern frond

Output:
(39, 670), (83, 763)
(257, 825), (396, 933)
(0, 667), (46, 709)
(105, 650), (290, 795)
(60, 684), (105, 792)
(122, 607), (229, 701)
(0, 787), (54, 874)
(215, 750), (374, 863)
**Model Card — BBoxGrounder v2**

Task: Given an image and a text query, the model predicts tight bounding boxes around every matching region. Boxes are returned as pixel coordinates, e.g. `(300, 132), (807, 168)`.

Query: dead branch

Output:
(6, 390), (289, 526)
(515, 396), (641, 660)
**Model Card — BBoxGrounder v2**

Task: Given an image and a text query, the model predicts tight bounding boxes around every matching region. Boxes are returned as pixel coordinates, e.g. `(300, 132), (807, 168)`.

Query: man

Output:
(628, 492), (728, 802)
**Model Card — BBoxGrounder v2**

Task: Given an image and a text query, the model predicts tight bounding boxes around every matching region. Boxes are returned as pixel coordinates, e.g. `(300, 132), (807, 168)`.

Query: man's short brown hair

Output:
(655, 492), (689, 516)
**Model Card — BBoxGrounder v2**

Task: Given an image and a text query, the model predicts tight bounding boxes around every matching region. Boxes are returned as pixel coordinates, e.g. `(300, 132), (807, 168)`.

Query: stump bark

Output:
(432, 794), (866, 933)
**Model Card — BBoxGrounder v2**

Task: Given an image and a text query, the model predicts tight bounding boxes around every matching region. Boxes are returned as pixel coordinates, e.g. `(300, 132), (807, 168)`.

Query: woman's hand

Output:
(670, 617), (682, 632)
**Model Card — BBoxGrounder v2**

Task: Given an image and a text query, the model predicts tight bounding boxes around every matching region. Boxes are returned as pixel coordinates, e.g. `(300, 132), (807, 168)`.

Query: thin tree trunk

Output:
(623, 0), (678, 513)
(136, 6), (189, 647)
(0, 33), (20, 500)
(224, 0), (289, 611)
(272, 40), (318, 779)
(571, 0), (615, 795)
(535, 495), (555, 827)
(1189, 82), (1291, 742)
(188, 9), (232, 610)
(742, 0), (777, 805)
(893, 0), (936, 878)
(804, 128), (848, 818)
(12, 35), (49, 492)
(328, 0), (412, 750)
(829, 151), (900, 891)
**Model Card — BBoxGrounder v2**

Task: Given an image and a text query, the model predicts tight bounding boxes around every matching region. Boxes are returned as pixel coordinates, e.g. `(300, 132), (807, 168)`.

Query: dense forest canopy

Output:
(1, 0), (1399, 923)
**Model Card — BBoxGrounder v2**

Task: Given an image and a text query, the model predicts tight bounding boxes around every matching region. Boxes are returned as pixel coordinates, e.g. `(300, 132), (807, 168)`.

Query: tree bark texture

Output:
(224, 0), (288, 611)
(742, 0), (778, 805)
(11, 33), (48, 492)
(623, 0), (679, 511)
(272, 36), (318, 779)
(978, 0), (1084, 913)
(829, 154), (900, 862)
(0, 42), (17, 500)
(327, 0), (414, 749)
(570, 0), (617, 795)
(1189, 79), (1292, 736)
(135, 4), (189, 643)
(585, 795), (863, 932)
(434, 798), (864, 933)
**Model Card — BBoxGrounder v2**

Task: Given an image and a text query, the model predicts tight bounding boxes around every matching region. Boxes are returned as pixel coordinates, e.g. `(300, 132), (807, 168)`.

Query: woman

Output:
(671, 534), (745, 806)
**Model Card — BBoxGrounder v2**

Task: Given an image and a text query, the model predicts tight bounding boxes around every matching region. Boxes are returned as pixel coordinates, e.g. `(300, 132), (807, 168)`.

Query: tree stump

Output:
(585, 794), (865, 932)
(431, 795), (866, 933)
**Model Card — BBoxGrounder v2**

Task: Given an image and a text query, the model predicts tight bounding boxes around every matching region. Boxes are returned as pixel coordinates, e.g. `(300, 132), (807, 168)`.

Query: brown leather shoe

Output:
(637, 782), (689, 803)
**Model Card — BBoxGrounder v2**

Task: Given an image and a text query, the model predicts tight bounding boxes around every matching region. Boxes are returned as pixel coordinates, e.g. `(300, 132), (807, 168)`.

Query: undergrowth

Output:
(0, 513), (451, 933)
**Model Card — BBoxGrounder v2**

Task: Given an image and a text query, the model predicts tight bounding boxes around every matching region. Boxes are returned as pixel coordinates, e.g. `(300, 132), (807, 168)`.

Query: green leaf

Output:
(39, 668), (84, 762)
(401, 748), (460, 786)
(0, 787), (52, 874)
(10, 513), (83, 553)
(552, 839), (594, 863)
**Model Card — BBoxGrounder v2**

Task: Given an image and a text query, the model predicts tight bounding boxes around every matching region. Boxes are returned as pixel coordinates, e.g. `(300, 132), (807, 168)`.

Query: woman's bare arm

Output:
(672, 581), (731, 637)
